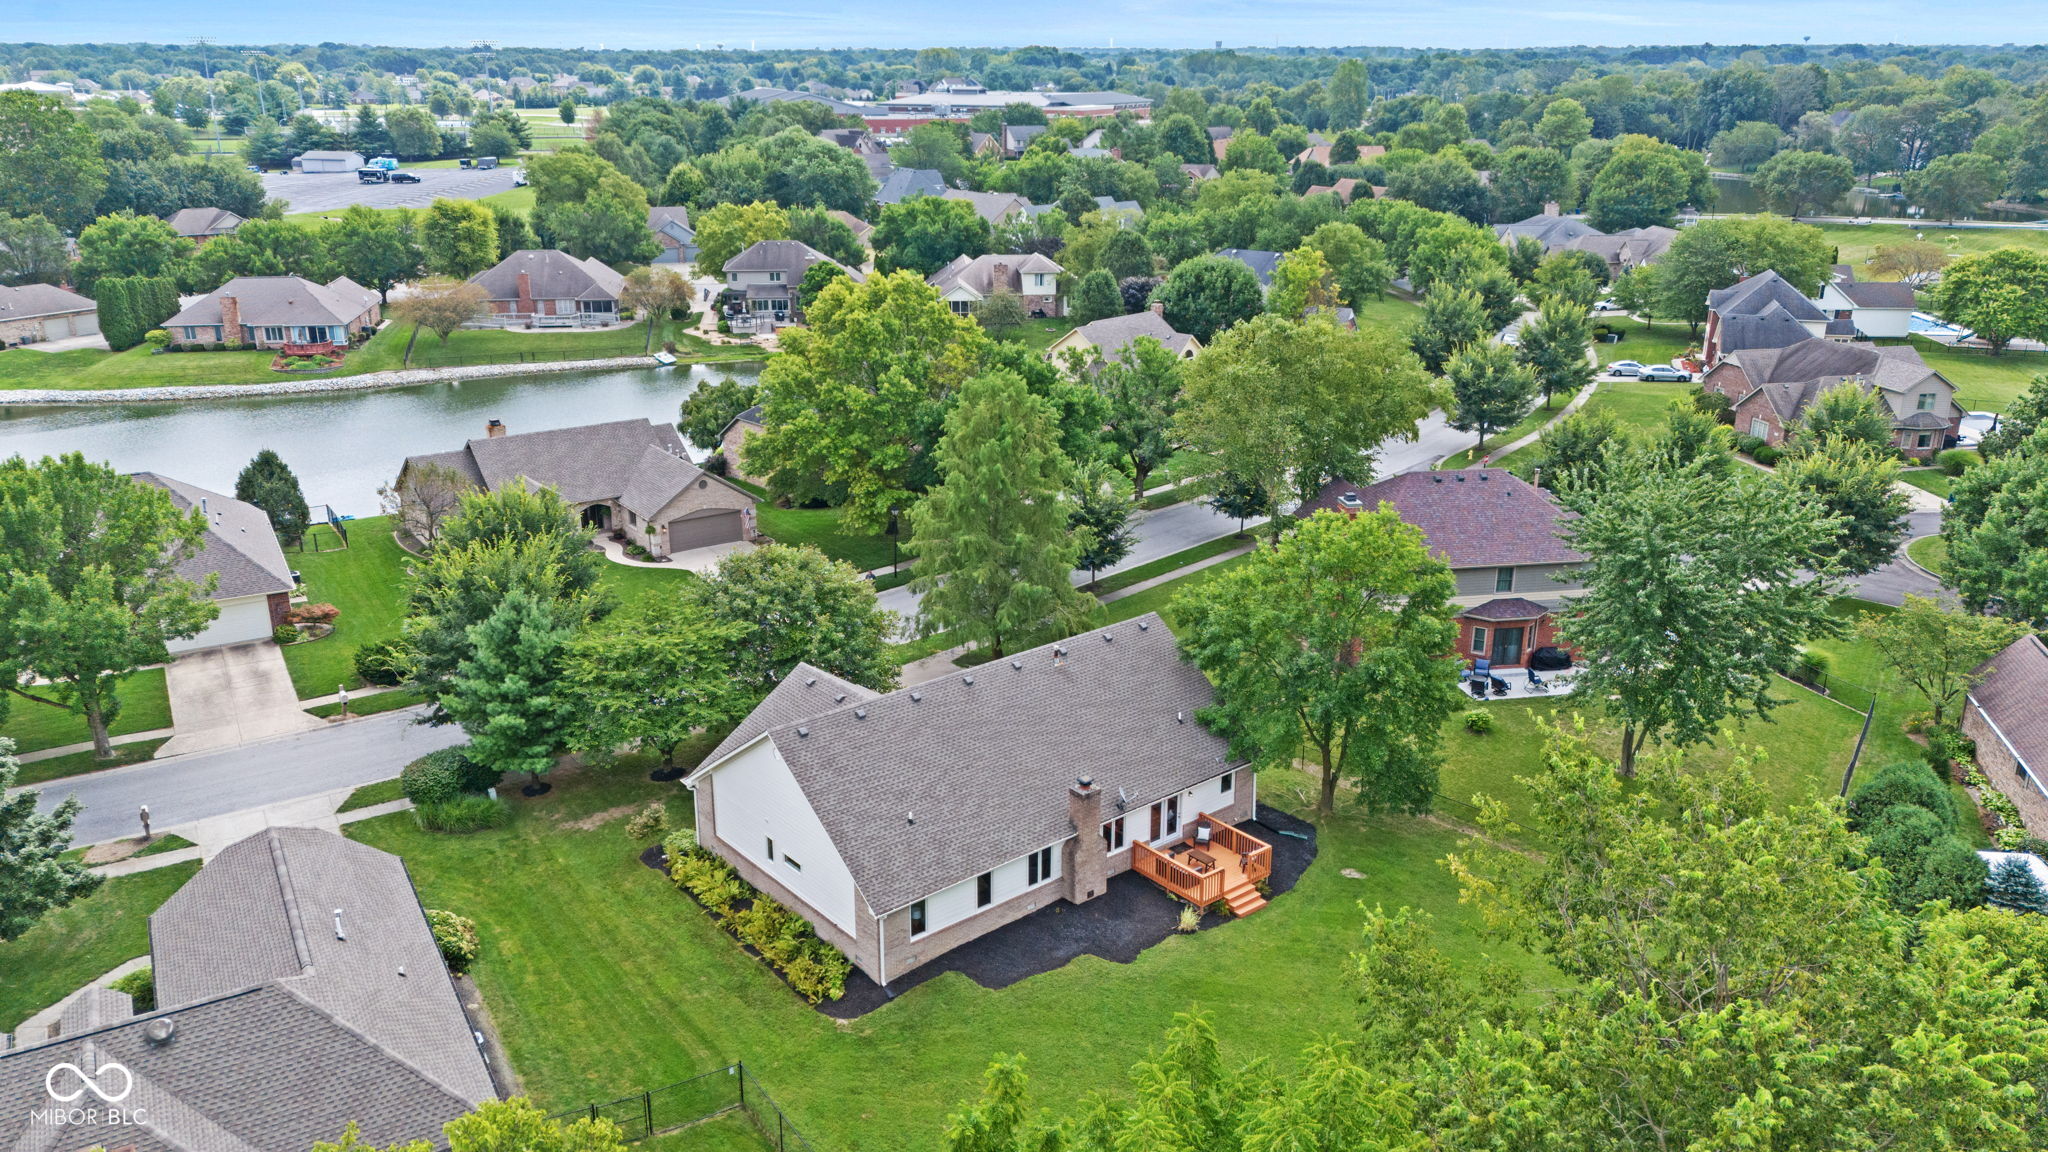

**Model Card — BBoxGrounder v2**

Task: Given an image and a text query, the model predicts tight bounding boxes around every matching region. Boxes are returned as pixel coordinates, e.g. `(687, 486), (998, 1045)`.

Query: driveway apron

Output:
(158, 641), (324, 756)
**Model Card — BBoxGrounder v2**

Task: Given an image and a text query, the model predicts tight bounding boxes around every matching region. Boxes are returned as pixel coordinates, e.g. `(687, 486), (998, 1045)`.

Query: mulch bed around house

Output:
(639, 804), (1318, 1019)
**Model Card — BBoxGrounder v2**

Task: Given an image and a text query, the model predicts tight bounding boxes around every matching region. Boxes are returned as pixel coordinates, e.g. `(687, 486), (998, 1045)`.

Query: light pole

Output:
(887, 505), (901, 573)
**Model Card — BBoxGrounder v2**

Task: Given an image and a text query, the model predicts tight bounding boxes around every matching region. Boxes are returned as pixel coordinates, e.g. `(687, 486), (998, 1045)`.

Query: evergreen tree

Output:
(1070, 268), (1124, 324)
(1986, 856), (2048, 914)
(0, 739), (101, 941)
(234, 449), (312, 547)
(443, 589), (578, 795)
(909, 370), (1090, 657)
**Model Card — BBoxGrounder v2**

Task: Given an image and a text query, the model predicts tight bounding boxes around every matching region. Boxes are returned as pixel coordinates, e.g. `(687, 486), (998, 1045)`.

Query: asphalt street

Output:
(261, 167), (522, 215)
(25, 707), (465, 845)
(1847, 510), (1947, 607)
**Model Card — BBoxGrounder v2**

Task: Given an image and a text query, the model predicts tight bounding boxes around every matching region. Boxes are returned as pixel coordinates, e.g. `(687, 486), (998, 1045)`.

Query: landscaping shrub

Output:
(272, 624), (302, 645)
(143, 328), (171, 350)
(703, 452), (730, 476)
(288, 602), (341, 625)
(1847, 760), (1957, 831)
(666, 839), (851, 1003)
(1463, 708), (1494, 734)
(1794, 650), (1829, 687)
(1692, 390), (1733, 425)
(625, 802), (668, 842)
(426, 909), (482, 974)
(1936, 448), (1977, 477)
(1176, 904), (1202, 933)
(1987, 856), (2048, 913)
(110, 966), (155, 1013)
(1927, 726), (1978, 772)
(352, 638), (416, 686)
(1864, 803), (1986, 911)
(1734, 433), (1768, 457)
(1751, 443), (1783, 467)
(413, 794), (511, 832)
(401, 750), (466, 807)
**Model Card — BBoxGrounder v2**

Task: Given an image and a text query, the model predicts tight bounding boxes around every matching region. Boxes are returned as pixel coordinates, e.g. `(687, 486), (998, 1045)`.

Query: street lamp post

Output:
(887, 506), (901, 573)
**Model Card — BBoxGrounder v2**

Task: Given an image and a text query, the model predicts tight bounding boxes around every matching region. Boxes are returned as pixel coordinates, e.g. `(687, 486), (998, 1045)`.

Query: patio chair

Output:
(1489, 675), (1510, 697)
(1193, 820), (1213, 848)
(1526, 668), (1549, 693)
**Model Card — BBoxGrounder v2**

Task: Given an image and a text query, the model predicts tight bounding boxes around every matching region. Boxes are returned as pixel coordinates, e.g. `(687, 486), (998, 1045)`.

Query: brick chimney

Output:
(991, 260), (1010, 294)
(486, 419), (506, 438)
(1149, 300), (1165, 318)
(218, 293), (241, 342)
(1541, 200), (1560, 217)
(515, 270), (533, 315)
(1066, 777), (1108, 904)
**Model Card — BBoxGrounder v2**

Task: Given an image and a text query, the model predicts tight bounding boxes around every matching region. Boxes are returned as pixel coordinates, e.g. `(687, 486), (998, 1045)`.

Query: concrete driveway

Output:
(157, 641), (324, 757)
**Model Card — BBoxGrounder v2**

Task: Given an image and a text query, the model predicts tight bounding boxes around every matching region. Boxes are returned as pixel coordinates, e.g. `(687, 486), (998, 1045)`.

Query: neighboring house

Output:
(1964, 634), (2048, 832)
(0, 282), (98, 346)
(722, 240), (863, 326)
(876, 167), (948, 205)
(0, 828), (496, 1151)
(1181, 163), (1220, 182)
(1296, 469), (1588, 669)
(1815, 264), (1916, 339)
(165, 206), (245, 244)
(927, 253), (1065, 317)
(399, 418), (756, 556)
(942, 187), (1033, 225)
(932, 76), (986, 94)
(164, 275), (380, 349)
(816, 127), (894, 181)
(1000, 123), (1046, 158)
(132, 472), (295, 653)
(1304, 178), (1363, 203)
(682, 613), (1265, 987)
(1214, 248), (1283, 296)
(469, 249), (625, 325)
(1494, 205), (1675, 282)
(1703, 269), (1834, 366)
(291, 149), (366, 173)
(967, 131), (998, 158)
(826, 209), (876, 249)
(718, 404), (767, 484)
(648, 206), (698, 266)
(1046, 303), (1202, 365)
(1701, 336), (1963, 458)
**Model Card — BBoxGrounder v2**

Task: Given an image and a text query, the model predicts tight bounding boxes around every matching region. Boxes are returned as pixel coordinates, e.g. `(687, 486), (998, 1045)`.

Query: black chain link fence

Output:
(549, 1062), (818, 1150)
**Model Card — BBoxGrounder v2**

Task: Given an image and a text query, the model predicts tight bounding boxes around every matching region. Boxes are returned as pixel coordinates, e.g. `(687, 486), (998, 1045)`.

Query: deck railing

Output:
(1203, 815), (1274, 884)
(1131, 840), (1226, 906)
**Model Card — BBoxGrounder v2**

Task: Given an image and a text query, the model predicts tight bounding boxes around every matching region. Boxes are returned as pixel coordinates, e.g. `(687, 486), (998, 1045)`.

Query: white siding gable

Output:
(914, 840), (1064, 937)
(707, 738), (861, 935)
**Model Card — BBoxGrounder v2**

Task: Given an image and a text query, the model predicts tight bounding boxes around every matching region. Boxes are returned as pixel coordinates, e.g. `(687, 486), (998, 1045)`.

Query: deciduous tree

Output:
(871, 195), (990, 276)
(1446, 340), (1537, 453)
(0, 91), (108, 230)
(1904, 151), (2007, 223)
(1944, 424), (2048, 624)
(1776, 437), (1911, 576)
(390, 278), (489, 366)
(677, 376), (761, 452)
(698, 544), (899, 695)
(443, 589), (577, 794)
(420, 198), (500, 279)
(1515, 295), (1595, 409)
(1093, 335), (1183, 499)
(1409, 283), (1488, 374)
(1858, 594), (2027, 728)
(1151, 254), (1265, 342)
(564, 597), (748, 777)
(1067, 461), (1140, 588)
(1933, 247), (2048, 355)
(1751, 148), (1854, 218)
(323, 205), (421, 303)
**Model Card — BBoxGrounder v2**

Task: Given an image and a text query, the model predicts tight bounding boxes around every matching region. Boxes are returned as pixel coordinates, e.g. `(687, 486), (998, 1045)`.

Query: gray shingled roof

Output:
(876, 167), (946, 205)
(1494, 213), (1603, 248)
(722, 240), (861, 281)
(1839, 278), (1917, 309)
(694, 614), (1237, 913)
(0, 281), (94, 321)
(1463, 596), (1553, 621)
(1717, 302), (1817, 357)
(166, 206), (245, 237)
(1062, 309), (1197, 360)
(1972, 635), (2048, 776)
(703, 662), (876, 766)
(941, 188), (1031, 224)
(133, 473), (294, 600)
(1214, 248), (1283, 287)
(463, 418), (686, 502)
(1707, 270), (1827, 323)
(0, 828), (497, 1152)
(618, 444), (709, 520)
(166, 275), (378, 329)
(927, 253), (1063, 295)
(469, 250), (625, 303)
(1294, 469), (1586, 569)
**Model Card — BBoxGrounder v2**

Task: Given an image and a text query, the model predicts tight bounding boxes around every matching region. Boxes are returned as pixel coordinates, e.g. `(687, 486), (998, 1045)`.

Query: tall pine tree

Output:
(234, 449), (311, 547)
(910, 370), (1091, 657)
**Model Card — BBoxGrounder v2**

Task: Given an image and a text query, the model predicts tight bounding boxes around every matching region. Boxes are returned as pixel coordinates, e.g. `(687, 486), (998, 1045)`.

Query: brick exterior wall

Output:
(1456, 612), (1565, 667)
(267, 591), (292, 631)
(1730, 390), (1790, 445)
(1964, 700), (2048, 833)
(719, 421), (763, 484)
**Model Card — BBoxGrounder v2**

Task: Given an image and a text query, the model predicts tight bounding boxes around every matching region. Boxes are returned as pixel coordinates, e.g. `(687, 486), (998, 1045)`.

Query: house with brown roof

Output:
(398, 418), (755, 557)
(927, 253), (1064, 317)
(1296, 469), (1588, 670)
(1045, 303), (1201, 366)
(682, 614), (1267, 987)
(165, 206), (245, 244)
(1303, 178), (1364, 203)
(163, 275), (380, 349)
(1495, 205), (1675, 283)
(1964, 635), (2048, 832)
(131, 472), (296, 652)
(469, 249), (625, 326)
(0, 828), (495, 1152)
(1701, 337), (1962, 459)
(941, 187), (1034, 226)
(721, 240), (864, 328)
(0, 282), (97, 346)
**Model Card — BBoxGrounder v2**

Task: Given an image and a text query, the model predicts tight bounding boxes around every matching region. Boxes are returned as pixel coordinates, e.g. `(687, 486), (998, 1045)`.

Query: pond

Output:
(1709, 173), (2042, 223)
(0, 362), (763, 517)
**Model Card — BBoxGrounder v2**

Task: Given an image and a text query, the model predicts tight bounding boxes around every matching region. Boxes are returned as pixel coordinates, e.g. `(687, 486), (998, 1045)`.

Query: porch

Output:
(1130, 814), (1273, 916)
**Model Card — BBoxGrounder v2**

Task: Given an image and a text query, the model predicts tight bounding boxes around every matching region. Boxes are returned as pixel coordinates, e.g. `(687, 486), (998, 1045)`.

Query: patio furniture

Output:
(1193, 820), (1213, 847)
(1489, 675), (1509, 697)
(1526, 668), (1549, 693)
(1186, 848), (1217, 872)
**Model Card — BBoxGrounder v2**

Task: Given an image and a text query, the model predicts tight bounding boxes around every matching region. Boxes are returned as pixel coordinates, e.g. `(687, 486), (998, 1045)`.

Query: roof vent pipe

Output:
(333, 909), (347, 940)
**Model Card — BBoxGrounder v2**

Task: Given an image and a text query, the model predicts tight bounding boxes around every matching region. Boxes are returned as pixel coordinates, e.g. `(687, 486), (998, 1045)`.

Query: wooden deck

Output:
(1130, 814), (1272, 915)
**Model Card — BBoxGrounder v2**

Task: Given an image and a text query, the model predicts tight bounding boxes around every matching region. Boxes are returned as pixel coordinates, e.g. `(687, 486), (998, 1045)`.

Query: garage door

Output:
(668, 510), (743, 551)
(43, 315), (71, 340)
(166, 596), (275, 654)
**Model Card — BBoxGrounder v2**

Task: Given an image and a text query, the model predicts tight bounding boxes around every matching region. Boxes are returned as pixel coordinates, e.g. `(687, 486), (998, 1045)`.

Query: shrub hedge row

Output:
(663, 830), (852, 1004)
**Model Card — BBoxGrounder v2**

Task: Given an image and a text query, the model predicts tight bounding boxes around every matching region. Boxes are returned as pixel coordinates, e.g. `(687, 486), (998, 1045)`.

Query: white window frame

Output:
(1471, 626), (1488, 655)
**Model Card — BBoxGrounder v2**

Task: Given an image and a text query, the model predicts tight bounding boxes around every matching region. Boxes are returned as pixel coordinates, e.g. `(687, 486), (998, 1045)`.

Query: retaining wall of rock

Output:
(0, 355), (674, 406)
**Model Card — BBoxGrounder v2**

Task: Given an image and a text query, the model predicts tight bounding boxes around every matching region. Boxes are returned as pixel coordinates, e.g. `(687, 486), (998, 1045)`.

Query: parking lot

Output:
(261, 166), (522, 216)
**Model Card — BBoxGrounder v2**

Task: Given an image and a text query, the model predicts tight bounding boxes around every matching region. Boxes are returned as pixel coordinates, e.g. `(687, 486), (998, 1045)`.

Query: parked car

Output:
(389, 171), (422, 184)
(245, 164), (263, 173)
(1641, 365), (1692, 383)
(512, 174), (528, 187)
(1607, 360), (1645, 377)
(1593, 298), (1621, 311)
(1955, 411), (1999, 448)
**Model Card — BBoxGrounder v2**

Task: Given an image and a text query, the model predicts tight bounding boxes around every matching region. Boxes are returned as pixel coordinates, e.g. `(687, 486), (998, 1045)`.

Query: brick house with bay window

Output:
(1701, 337), (1963, 460)
(164, 275), (380, 349)
(1296, 468), (1588, 669)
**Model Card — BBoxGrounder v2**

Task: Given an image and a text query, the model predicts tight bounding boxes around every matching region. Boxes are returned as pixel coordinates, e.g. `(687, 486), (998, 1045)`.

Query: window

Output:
(765, 836), (774, 860)
(1495, 568), (1515, 593)
(1749, 417), (1770, 439)
(768, 271), (783, 283)
(1917, 392), (1937, 412)
(784, 856), (802, 871)
(909, 900), (927, 936)
(628, 511), (638, 525)
(262, 326), (288, 343)
(949, 300), (973, 316)
(1027, 845), (1054, 885)
(1471, 627), (1488, 655)
(1219, 772), (1233, 794)
(1103, 816), (1126, 850)
(976, 872), (993, 907)
(727, 272), (739, 283)
(1916, 432), (1933, 448)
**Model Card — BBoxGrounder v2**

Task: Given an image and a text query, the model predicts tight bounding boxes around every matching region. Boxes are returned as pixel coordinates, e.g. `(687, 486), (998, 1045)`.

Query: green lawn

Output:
(306, 688), (425, 720)
(597, 562), (705, 604)
(339, 777), (409, 813)
(1812, 221), (2048, 279)
(1907, 338), (2048, 413)
(0, 861), (199, 1032)
(0, 320), (753, 392)
(1354, 294), (1424, 337)
(16, 737), (169, 787)
(1579, 378), (1693, 436)
(480, 186), (539, 216)
(1907, 534), (1948, 576)
(1594, 318), (1695, 369)
(282, 516), (412, 699)
(1897, 469), (1954, 498)
(1439, 399), (1561, 469)
(754, 505), (901, 573)
(1003, 317), (1071, 356)
(1092, 535), (1249, 594)
(2, 668), (172, 755)
(347, 748), (1554, 1152)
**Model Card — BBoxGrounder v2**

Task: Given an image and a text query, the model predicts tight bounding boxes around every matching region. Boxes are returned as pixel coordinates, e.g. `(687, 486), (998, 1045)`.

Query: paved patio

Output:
(1461, 665), (1579, 702)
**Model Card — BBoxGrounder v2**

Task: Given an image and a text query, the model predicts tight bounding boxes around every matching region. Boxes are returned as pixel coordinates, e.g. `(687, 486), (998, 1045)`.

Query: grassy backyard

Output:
(1594, 318), (1695, 369)
(1907, 338), (2048, 413)
(281, 516), (412, 699)
(1579, 377), (1694, 435)
(0, 861), (200, 1033)
(1897, 468), (1954, 498)
(1813, 221), (2048, 277)
(754, 504), (902, 573)
(1, 668), (172, 756)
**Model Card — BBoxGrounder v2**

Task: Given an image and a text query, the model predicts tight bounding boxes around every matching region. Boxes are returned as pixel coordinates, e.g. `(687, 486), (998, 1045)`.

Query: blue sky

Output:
(14, 0), (2045, 50)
